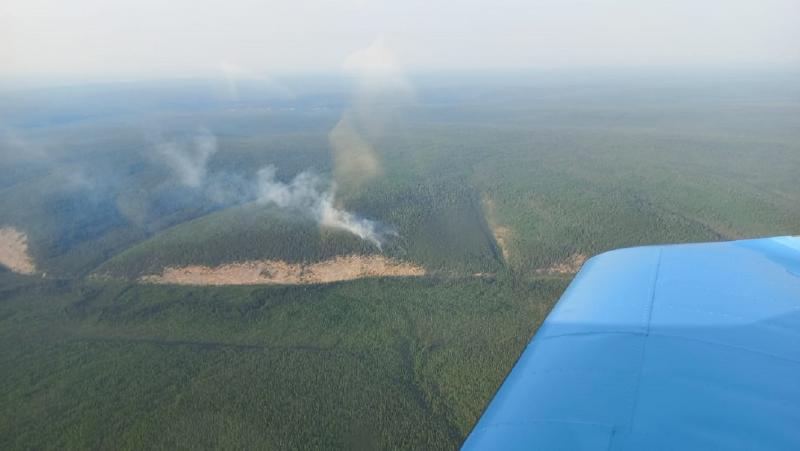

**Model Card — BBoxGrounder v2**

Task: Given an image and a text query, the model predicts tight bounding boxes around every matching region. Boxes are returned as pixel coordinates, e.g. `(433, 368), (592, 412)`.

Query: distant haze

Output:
(2, 0), (799, 83)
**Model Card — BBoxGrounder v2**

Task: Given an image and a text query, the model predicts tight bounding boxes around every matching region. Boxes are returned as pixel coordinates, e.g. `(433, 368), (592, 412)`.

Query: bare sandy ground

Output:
(491, 225), (512, 262)
(0, 227), (36, 274)
(481, 195), (512, 262)
(141, 255), (425, 286)
(536, 253), (587, 275)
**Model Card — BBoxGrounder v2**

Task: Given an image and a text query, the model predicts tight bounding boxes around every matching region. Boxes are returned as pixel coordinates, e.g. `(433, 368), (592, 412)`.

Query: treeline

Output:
(100, 171), (504, 277)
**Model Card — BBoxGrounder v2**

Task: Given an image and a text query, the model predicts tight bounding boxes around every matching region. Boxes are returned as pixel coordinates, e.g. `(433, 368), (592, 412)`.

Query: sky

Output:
(1, 0), (799, 82)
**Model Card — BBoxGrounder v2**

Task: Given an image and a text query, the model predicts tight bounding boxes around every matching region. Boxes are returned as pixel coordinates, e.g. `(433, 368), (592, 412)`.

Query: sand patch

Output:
(0, 227), (36, 275)
(140, 255), (425, 286)
(491, 225), (512, 261)
(535, 253), (587, 275)
(482, 195), (512, 262)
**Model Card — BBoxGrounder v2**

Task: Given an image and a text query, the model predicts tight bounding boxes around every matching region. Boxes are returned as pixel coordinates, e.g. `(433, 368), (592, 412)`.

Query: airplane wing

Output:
(463, 236), (800, 450)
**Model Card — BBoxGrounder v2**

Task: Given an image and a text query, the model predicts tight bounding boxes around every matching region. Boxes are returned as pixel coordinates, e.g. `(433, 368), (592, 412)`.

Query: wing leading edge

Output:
(463, 236), (800, 450)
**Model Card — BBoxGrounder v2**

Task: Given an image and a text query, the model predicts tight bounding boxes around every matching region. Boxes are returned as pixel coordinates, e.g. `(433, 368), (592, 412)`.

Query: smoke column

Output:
(255, 165), (388, 247)
(330, 37), (413, 191)
(154, 129), (217, 188)
(151, 41), (413, 247)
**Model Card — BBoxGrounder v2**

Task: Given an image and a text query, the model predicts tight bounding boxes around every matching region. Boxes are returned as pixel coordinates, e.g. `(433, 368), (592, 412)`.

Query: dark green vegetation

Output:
(0, 271), (563, 449)
(1, 71), (799, 449)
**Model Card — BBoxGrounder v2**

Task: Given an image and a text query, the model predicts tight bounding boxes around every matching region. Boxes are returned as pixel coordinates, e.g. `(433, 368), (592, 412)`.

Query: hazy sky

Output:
(2, 0), (799, 81)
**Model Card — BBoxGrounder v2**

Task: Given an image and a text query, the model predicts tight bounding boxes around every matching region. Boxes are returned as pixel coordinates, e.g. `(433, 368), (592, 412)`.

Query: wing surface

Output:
(463, 236), (800, 450)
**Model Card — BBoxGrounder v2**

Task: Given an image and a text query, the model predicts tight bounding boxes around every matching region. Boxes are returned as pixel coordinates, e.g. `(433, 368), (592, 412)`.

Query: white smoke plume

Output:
(218, 60), (256, 101)
(0, 127), (101, 193)
(154, 129), (217, 187)
(331, 37), (413, 190)
(232, 39), (411, 246)
(342, 36), (414, 109)
(256, 165), (388, 247)
(0, 127), (49, 163)
(147, 43), (412, 248)
(148, 128), (390, 247)
(217, 60), (295, 102)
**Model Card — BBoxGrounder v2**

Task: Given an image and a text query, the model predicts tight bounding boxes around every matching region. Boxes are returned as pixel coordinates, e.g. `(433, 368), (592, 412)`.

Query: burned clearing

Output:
(0, 227), (36, 275)
(141, 255), (425, 285)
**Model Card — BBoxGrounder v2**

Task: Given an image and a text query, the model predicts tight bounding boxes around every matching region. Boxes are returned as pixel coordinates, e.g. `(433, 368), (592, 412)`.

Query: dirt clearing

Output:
(481, 195), (513, 262)
(0, 227), (36, 274)
(140, 255), (425, 286)
(535, 253), (587, 275)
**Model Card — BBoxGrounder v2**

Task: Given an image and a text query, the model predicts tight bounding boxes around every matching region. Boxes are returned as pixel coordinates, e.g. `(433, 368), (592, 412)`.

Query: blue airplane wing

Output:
(463, 236), (800, 450)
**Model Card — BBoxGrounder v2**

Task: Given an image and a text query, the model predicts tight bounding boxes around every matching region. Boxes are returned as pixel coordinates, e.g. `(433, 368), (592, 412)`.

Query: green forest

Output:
(1, 73), (799, 449)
